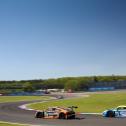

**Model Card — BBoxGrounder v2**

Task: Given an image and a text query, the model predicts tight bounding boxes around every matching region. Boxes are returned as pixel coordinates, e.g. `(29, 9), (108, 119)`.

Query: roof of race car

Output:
(47, 106), (72, 111)
(117, 105), (126, 108)
(48, 106), (65, 109)
(48, 106), (70, 109)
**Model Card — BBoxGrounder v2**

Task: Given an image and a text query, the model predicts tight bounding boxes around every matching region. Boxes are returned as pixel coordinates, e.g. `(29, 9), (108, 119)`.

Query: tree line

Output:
(0, 75), (126, 94)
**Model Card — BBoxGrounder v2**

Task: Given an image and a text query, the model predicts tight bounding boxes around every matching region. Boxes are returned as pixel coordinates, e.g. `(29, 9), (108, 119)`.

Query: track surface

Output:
(0, 101), (126, 126)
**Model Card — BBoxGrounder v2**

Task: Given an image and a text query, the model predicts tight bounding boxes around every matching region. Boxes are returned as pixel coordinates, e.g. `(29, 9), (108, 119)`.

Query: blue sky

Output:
(0, 0), (126, 80)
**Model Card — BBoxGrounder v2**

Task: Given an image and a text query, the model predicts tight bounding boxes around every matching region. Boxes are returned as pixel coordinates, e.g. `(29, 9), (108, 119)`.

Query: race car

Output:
(102, 105), (126, 117)
(35, 106), (77, 119)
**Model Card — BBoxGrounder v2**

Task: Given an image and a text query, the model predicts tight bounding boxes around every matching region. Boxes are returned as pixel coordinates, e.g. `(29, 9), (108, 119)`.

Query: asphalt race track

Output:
(0, 101), (126, 126)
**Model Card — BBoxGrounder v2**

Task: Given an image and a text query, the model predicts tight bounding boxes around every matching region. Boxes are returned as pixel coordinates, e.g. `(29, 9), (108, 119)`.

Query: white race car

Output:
(102, 105), (126, 117)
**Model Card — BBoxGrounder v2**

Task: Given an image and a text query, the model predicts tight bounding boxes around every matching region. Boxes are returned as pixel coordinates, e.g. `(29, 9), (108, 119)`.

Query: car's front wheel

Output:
(106, 110), (115, 117)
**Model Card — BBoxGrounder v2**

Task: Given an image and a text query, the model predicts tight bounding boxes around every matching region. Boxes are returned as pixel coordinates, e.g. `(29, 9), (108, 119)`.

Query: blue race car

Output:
(102, 105), (126, 117)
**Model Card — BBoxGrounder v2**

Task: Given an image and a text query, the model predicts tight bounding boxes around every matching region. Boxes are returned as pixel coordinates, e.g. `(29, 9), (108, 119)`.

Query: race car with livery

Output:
(102, 105), (126, 117)
(35, 106), (77, 119)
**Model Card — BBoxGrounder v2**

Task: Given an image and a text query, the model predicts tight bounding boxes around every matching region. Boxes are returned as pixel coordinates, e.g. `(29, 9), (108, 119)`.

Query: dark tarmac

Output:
(0, 101), (126, 126)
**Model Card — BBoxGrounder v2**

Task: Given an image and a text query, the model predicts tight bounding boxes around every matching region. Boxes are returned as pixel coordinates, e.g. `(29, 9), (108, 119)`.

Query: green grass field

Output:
(0, 96), (51, 103)
(0, 123), (24, 126)
(28, 92), (126, 113)
(0, 122), (28, 126)
(0, 123), (20, 126)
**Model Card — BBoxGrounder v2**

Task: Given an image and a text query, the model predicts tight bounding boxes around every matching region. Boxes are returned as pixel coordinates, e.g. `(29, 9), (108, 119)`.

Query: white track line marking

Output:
(0, 121), (56, 126)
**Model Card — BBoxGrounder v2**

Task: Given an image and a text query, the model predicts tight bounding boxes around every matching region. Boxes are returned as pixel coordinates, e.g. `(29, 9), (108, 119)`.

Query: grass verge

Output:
(0, 96), (51, 103)
(28, 92), (126, 113)
(0, 121), (28, 126)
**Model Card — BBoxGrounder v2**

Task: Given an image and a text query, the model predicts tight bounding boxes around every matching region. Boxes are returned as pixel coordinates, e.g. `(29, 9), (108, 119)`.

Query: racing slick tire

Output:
(59, 113), (66, 119)
(35, 111), (45, 118)
(106, 110), (115, 117)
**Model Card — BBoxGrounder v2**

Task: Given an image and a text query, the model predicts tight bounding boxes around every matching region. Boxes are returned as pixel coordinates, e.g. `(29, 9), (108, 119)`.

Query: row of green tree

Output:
(0, 75), (126, 94)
